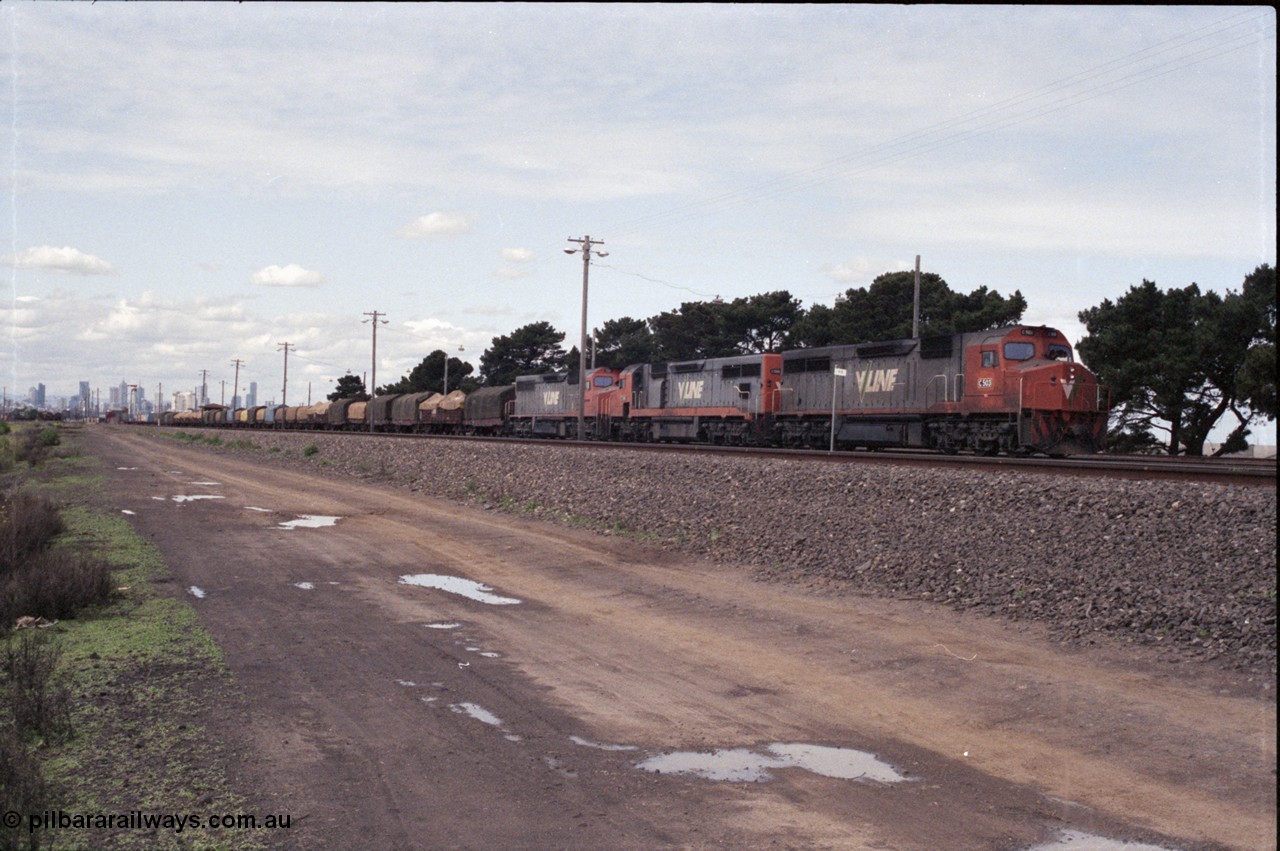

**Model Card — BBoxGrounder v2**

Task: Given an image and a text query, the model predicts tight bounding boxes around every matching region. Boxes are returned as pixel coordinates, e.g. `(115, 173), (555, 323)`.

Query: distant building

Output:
(248, 381), (258, 408)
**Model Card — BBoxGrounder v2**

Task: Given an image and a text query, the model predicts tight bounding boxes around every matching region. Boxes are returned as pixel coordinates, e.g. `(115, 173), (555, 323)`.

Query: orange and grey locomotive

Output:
(160, 324), (1107, 456)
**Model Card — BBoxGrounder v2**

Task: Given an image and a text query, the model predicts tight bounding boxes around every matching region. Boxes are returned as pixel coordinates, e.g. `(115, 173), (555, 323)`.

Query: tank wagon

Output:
(159, 324), (1106, 455)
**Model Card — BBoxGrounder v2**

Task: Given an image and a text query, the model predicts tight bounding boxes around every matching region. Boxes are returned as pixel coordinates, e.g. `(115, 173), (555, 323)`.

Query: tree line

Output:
(332, 265), (1274, 456)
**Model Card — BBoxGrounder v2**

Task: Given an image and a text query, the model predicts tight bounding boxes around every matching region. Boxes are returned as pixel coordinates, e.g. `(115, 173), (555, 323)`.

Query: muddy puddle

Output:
(278, 515), (341, 530)
(1028, 831), (1175, 850)
(570, 736), (639, 752)
(637, 743), (910, 784)
(399, 574), (522, 605)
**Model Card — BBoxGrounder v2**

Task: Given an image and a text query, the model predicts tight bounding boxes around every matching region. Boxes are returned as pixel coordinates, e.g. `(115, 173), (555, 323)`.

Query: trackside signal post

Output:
(565, 235), (608, 439)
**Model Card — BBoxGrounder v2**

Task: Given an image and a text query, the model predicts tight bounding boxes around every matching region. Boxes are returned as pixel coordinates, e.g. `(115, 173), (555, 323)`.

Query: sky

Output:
(2, 4), (1276, 439)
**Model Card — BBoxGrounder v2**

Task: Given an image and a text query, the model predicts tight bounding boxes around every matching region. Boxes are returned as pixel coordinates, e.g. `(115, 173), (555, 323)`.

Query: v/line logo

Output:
(855, 368), (899, 394)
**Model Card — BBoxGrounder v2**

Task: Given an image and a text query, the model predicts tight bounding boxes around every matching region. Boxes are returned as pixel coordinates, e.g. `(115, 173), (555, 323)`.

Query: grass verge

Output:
(2, 427), (271, 851)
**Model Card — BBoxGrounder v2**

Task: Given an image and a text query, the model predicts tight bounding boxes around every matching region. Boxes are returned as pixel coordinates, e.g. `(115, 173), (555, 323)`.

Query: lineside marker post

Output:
(831, 366), (847, 452)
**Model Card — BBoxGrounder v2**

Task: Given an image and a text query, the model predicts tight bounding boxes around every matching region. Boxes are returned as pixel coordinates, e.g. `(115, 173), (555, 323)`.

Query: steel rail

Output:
(152, 424), (1276, 486)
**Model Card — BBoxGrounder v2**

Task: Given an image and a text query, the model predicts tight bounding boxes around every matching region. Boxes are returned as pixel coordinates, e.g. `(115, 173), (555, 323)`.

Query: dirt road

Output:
(87, 429), (1275, 850)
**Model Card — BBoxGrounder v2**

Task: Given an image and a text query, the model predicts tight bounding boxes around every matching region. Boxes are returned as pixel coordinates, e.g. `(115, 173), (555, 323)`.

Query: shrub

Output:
(0, 722), (49, 850)
(0, 490), (113, 633)
(0, 491), (64, 573)
(9, 427), (59, 468)
(1, 630), (72, 742)
(303, 443), (319, 457)
(0, 550), (114, 631)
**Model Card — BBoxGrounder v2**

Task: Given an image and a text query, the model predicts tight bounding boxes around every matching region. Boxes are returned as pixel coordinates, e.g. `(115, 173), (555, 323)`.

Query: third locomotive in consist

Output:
(165, 324), (1109, 457)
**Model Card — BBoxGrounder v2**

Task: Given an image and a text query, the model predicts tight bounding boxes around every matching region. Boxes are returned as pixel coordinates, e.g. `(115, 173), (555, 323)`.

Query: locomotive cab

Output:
(970, 326), (1108, 455)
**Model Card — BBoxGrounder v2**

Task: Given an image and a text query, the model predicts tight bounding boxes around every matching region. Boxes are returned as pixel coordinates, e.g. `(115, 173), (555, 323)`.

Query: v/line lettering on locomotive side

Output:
(855, 368), (899, 394)
(676, 380), (705, 401)
(542, 390), (561, 406)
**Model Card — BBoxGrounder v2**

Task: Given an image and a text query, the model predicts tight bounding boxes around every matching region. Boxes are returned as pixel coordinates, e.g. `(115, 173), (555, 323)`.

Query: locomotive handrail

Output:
(1017, 376), (1024, 437)
(925, 373), (951, 405)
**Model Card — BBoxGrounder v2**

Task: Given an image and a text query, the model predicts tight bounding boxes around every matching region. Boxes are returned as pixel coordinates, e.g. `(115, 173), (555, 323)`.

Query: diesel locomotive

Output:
(161, 324), (1108, 456)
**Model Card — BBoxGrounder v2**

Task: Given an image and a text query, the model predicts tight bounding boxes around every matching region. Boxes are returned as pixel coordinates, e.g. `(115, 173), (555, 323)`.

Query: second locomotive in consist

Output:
(163, 324), (1108, 456)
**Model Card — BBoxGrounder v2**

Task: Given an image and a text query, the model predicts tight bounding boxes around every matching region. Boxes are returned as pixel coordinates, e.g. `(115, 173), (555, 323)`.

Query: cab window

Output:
(1046, 344), (1072, 361)
(981, 351), (998, 368)
(1003, 342), (1036, 361)
(593, 375), (614, 387)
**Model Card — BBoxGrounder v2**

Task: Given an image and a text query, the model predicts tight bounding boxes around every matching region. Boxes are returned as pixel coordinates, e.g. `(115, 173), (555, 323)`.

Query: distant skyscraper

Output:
(79, 381), (91, 416)
(248, 381), (258, 408)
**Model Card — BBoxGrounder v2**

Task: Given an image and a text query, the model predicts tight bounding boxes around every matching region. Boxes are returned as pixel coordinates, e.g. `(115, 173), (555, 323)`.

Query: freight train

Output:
(159, 324), (1109, 456)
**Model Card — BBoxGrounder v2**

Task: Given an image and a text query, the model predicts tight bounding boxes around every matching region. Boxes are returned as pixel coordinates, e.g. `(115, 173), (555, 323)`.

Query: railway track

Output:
(151, 424), (1276, 486)
(516, 437), (1276, 486)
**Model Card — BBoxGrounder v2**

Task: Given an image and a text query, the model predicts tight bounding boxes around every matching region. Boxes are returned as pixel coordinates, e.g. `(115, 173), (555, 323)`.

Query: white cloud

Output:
(824, 257), (893, 286)
(396, 212), (475, 240)
(403, 317), (465, 339)
(250, 264), (325, 287)
(2, 245), (118, 275)
(501, 247), (534, 263)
